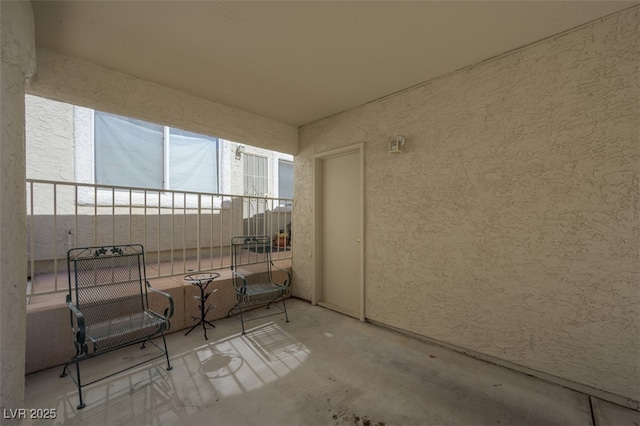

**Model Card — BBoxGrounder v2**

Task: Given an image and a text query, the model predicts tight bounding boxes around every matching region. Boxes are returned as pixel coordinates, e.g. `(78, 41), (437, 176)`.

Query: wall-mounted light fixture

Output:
(235, 144), (245, 160)
(389, 136), (405, 154)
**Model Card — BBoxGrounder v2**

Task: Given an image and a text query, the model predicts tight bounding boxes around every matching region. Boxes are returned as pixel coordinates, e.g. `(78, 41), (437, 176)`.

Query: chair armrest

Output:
(270, 262), (292, 288)
(66, 294), (85, 345)
(146, 281), (175, 319)
(231, 271), (248, 294)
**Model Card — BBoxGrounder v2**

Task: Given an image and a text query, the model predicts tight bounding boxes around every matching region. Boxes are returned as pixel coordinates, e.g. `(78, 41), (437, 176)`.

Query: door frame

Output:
(312, 143), (365, 321)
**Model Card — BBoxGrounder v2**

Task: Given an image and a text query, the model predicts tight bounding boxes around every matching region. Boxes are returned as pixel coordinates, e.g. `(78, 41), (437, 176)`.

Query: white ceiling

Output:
(32, 1), (637, 127)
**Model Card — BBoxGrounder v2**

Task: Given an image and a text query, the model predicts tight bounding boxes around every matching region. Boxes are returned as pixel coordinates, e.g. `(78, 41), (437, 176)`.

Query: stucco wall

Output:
(25, 95), (74, 182)
(0, 0), (35, 416)
(28, 48), (298, 156)
(294, 8), (639, 402)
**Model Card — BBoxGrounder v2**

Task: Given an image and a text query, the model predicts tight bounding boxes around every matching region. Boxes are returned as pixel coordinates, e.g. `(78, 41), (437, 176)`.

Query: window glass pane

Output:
(243, 154), (267, 197)
(169, 128), (218, 193)
(278, 160), (294, 199)
(95, 111), (163, 189)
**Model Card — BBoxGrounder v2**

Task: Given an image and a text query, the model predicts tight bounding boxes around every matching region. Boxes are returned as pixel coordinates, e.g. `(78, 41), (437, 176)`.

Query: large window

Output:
(95, 112), (164, 189)
(168, 128), (218, 193)
(95, 111), (218, 193)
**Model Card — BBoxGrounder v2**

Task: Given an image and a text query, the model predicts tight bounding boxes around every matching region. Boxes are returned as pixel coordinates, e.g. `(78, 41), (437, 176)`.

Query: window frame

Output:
(277, 158), (294, 201)
(92, 110), (220, 194)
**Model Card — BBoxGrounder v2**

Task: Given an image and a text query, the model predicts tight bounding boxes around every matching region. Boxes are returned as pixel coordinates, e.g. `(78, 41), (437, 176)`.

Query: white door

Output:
(315, 146), (363, 319)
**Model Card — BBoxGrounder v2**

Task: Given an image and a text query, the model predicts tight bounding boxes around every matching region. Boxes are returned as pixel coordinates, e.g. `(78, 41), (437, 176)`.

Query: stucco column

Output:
(0, 0), (35, 417)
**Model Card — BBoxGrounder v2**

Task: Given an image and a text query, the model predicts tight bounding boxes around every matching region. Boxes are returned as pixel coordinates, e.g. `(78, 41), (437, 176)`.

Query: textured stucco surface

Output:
(25, 95), (74, 182)
(28, 48), (298, 155)
(294, 8), (639, 401)
(0, 0), (35, 415)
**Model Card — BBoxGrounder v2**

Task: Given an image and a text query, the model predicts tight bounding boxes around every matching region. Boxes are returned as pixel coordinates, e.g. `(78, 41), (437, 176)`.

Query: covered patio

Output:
(23, 299), (639, 425)
(1, 2), (638, 424)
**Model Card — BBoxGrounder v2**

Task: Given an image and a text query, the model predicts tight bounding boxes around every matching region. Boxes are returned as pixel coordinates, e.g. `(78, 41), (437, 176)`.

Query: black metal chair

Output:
(60, 244), (174, 409)
(227, 236), (291, 334)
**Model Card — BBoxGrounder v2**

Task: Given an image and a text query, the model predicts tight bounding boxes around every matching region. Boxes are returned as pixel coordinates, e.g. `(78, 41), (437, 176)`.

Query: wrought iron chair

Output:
(60, 244), (174, 409)
(227, 236), (291, 334)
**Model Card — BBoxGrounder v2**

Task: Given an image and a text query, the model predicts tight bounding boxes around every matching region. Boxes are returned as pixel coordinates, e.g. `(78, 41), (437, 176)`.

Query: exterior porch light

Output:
(389, 136), (405, 154)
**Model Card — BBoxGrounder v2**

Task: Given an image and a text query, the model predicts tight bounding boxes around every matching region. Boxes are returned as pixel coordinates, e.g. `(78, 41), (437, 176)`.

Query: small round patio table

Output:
(184, 272), (220, 340)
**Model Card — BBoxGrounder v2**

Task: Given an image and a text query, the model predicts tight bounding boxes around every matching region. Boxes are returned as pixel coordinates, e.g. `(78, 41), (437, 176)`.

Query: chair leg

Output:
(266, 293), (289, 324)
(60, 363), (69, 378)
(75, 359), (86, 409)
(61, 344), (81, 378)
(227, 301), (240, 318)
(281, 295), (289, 323)
(238, 302), (246, 335)
(266, 292), (281, 309)
(161, 331), (172, 371)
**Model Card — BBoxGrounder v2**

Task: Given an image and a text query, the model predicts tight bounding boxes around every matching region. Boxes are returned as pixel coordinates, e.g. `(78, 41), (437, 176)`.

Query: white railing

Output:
(26, 179), (293, 297)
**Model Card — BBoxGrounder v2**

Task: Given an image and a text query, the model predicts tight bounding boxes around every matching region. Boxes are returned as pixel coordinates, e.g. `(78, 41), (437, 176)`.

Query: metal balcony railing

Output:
(26, 179), (293, 297)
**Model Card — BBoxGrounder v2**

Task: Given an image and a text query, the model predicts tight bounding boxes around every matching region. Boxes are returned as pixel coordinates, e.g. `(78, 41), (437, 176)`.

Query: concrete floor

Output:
(24, 299), (640, 426)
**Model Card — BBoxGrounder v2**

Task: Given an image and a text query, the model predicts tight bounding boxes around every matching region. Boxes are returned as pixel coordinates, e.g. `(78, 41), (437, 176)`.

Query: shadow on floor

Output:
(23, 299), (640, 426)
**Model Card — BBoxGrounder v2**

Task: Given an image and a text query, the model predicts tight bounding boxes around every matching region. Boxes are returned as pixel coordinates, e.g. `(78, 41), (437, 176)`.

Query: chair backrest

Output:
(231, 236), (274, 282)
(67, 245), (148, 325)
